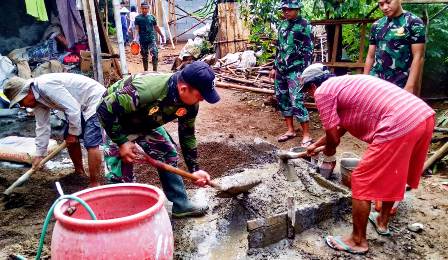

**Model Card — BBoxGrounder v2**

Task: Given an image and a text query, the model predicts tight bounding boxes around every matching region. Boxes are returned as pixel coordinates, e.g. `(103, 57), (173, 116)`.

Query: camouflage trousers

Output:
(103, 126), (179, 183)
(140, 40), (158, 70)
(274, 70), (309, 123)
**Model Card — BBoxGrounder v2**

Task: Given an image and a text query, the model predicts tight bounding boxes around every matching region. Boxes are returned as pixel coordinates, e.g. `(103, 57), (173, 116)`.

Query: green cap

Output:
(280, 0), (303, 9)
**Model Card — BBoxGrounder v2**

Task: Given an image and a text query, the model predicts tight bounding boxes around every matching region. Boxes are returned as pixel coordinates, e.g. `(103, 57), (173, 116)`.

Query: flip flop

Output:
(325, 235), (368, 255)
(300, 139), (314, 148)
(368, 211), (392, 236)
(277, 133), (296, 142)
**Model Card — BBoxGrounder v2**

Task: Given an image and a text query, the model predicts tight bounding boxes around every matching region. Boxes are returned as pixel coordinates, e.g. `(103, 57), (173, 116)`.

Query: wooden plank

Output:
(94, 0), (122, 77)
(217, 3), (228, 58)
(358, 23), (367, 63)
(402, 0), (448, 3)
(330, 25), (340, 64)
(323, 62), (365, 68)
(311, 18), (377, 25)
(226, 3), (235, 54)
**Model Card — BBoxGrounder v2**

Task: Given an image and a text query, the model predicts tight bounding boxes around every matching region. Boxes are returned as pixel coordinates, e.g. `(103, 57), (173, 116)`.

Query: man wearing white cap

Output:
(301, 63), (434, 254)
(4, 73), (106, 187)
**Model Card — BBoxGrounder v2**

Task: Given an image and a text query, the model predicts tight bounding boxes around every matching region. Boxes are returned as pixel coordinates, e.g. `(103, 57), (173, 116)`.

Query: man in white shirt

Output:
(4, 73), (106, 187)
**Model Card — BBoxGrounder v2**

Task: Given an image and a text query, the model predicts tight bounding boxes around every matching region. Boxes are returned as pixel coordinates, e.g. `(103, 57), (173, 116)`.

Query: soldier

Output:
(97, 61), (219, 218)
(133, 2), (165, 71)
(269, 0), (314, 146)
(364, 0), (426, 93)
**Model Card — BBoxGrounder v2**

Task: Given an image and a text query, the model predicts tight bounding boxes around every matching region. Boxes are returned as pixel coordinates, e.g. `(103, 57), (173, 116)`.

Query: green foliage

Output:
(404, 4), (448, 93)
(199, 40), (214, 56)
(108, 23), (116, 35)
(239, 0), (281, 62)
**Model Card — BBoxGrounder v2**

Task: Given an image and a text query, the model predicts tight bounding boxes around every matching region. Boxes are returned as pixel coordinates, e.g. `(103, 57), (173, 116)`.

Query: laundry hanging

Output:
(25, 0), (49, 21)
(56, 0), (86, 48)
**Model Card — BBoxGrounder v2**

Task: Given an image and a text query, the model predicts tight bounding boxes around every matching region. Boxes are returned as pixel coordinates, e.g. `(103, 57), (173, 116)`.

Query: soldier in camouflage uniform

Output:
(134, 2), (165, 71)
(364, 0), (426, 92)
(97, 61), (220, 218)
(269, 0), (314, 146)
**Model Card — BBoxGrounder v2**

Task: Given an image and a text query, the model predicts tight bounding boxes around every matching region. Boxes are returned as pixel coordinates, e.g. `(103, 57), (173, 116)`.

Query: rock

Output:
(228, 133), (234, 138)
(407, 223), (424, 233)
(433, 205), (438, 209)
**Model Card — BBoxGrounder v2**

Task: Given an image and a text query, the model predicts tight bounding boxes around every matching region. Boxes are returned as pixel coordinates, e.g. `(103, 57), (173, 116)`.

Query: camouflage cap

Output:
(280, 0), (303, 9)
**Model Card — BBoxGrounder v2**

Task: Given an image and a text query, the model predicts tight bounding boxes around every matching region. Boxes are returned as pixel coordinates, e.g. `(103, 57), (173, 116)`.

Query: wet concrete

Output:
(173, 156), (351, 258)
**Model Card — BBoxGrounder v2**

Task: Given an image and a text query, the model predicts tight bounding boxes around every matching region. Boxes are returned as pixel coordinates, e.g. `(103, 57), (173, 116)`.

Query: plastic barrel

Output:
(51, 183), (173, 259)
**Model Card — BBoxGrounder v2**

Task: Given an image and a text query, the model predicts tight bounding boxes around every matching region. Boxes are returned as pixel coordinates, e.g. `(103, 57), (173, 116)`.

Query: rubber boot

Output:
(152, 57), (158, 72)
(158, 169), (208, 218)
(142, 57), (149, 71)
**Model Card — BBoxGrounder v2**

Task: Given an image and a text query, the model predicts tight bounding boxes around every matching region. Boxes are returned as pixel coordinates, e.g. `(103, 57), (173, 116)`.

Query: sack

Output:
(0, 136), (59, 164)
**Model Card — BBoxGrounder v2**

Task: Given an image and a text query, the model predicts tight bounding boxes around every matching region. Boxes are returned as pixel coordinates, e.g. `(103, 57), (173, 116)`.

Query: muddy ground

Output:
(1, 48), (447, 259)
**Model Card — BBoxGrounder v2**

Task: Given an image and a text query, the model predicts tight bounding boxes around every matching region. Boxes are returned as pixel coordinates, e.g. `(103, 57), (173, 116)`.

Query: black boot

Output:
(158, 169), (208, 218)
(143, 57), (148, 71)
(152, 57), (158, 71)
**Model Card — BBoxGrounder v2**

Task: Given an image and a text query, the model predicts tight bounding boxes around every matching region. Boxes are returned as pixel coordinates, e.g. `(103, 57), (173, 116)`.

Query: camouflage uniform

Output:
(369, 12), (426, 88)
(274, 0), (313, 122)
(97, 72), (199, 209)
(135, 14), (159, 71)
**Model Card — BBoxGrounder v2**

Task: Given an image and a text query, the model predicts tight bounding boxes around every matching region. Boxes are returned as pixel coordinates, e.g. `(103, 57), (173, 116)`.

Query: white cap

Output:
(301, 63), (331, 86)
(120, 7), (130, 13)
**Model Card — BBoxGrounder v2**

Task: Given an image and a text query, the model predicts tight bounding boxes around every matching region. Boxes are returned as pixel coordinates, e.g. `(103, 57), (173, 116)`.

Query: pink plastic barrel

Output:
(51, 183), (173, 260)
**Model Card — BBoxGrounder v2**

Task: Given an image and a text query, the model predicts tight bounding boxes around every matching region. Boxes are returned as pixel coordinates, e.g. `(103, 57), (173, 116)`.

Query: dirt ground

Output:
(1, 47), (447, 259)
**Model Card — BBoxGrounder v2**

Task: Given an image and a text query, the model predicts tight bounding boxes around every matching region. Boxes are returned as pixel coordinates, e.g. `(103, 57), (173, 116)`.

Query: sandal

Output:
(277, 133), (297, 142)
(325, 235), (368, 255)
(300, 139), (314, 148)
(368, 211), (392, 236)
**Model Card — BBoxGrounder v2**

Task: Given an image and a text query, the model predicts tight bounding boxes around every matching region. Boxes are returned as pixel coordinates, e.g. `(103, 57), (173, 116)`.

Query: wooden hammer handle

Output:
(138, 150), (222, 189)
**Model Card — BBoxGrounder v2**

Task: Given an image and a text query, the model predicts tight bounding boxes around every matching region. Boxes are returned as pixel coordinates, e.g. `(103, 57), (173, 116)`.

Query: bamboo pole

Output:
(88, 0), (104, 84)
(105, 0), (108, 36)
(112, 0), (129, 75)
(161, 0), (176, 49)
(215, 81), (274, 94)
(82, 0), (96, 78)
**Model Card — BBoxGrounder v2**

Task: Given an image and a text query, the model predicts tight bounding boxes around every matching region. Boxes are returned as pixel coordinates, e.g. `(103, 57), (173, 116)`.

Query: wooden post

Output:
(331, 24), (340, 65)
(168, 0), (177, 43)
(161, 0), (176, 49)
(88, 0), (104, 84)
(357, 23), (367, 74)
(105, 0), (108, 36)
(112, 0), (129, 75)
(82, 0), (95, 69)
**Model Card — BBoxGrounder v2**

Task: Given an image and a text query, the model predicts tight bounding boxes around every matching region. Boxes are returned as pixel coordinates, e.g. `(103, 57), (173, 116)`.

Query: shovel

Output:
(136, 147), (261, 198)
(4, 141), (67, 195)
(276, 146), (325, 182)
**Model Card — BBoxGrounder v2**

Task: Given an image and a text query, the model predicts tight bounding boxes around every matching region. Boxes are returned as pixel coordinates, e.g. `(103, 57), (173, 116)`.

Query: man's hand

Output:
(269, 69), (276, 80)
(306, 143), (319, 156)
(192, 170), (211, 187)
(65, 134), (79, 146)
(404, 84), (415, 94)
(119, 141), (137, 164)
(32, 156), (45, 169)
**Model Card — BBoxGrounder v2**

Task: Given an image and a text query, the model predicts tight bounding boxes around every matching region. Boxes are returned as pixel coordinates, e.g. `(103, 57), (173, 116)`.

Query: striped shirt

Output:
(314, 74), (434, 144)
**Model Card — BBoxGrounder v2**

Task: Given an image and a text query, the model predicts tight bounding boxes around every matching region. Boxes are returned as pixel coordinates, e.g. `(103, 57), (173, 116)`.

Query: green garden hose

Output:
(32, 195), (97, 260)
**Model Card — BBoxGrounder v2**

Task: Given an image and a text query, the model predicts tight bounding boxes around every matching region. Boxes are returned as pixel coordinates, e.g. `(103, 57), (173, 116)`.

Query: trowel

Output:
(276, 146), (325, 182)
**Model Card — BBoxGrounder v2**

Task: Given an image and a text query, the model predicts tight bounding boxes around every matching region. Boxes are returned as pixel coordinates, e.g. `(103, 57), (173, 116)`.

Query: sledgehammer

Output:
(4, 141), (67, 196)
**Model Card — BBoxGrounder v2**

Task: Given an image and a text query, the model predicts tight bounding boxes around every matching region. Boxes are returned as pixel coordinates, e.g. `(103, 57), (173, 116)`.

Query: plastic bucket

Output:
(340, 152), (360, 188)
(130, 42), (140, 55)
(51, 183), (173, 259)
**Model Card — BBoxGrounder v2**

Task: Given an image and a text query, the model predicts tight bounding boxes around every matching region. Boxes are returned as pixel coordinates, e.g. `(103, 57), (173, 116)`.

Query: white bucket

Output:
(340, 152), (360, 188)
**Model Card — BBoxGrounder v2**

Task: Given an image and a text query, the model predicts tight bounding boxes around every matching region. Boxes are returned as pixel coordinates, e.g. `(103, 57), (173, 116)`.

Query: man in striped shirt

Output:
(301, 64), (434, 254)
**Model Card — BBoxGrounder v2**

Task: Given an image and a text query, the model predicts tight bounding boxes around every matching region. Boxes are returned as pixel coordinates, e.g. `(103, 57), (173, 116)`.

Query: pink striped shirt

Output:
(314, 75), (434, 144)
